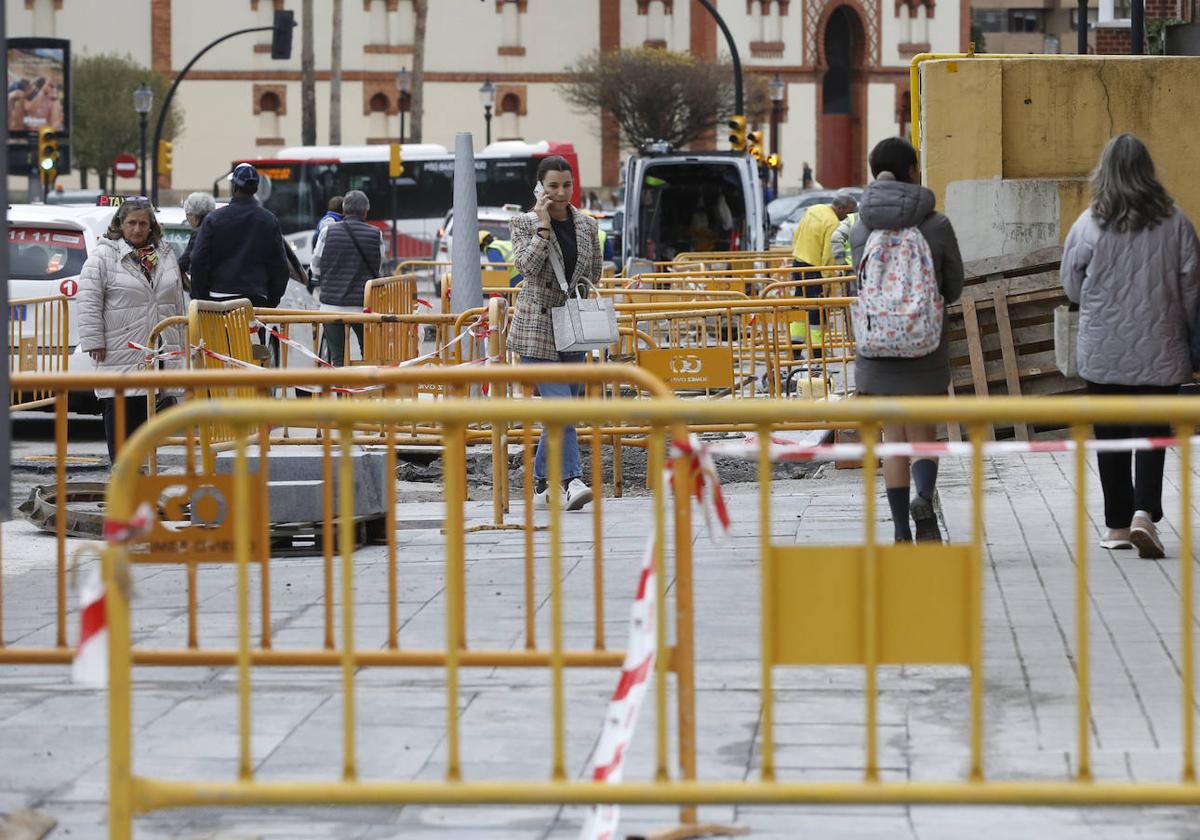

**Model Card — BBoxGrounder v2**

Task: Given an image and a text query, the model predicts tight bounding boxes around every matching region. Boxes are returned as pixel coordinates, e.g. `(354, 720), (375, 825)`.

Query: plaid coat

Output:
(508, 208), (601, 360)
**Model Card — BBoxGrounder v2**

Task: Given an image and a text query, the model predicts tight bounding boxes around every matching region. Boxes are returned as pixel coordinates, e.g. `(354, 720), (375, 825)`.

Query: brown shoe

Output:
(1129, 511), (1165, 560)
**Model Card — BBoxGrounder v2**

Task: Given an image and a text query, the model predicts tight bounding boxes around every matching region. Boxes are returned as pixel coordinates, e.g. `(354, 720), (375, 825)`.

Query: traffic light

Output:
(746, 129), (764, 162)
(36, 126), (58, 181)
(157, 139), (173, 174)
(727, 115), (746, 153)
(766, 153), (781, 170)
(389, 142), (404, 178)
(271, 10), (296, 60)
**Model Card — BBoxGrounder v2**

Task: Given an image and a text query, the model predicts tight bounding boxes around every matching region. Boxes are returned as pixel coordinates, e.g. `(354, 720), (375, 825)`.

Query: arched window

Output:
(259, 91), (282, 113)
(368, 92), (391, 140)
(498, 92), (521, 141)
(368, 92), (390, 113)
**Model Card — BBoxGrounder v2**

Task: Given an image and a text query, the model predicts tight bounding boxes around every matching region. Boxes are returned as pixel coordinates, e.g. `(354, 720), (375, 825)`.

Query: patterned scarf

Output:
(132, 244), (158, 282)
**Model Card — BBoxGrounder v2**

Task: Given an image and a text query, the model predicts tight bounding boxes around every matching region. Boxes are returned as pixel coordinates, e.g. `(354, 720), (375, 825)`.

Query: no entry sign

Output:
(113, 154), (138, 179)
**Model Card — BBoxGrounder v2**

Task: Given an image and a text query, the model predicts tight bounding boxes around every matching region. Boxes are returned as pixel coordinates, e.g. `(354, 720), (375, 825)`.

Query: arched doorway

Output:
(818, 4), (867, 188)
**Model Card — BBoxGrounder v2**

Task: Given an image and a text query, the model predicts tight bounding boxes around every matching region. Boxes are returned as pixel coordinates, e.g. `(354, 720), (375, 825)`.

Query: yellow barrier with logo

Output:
(8, 294), (70, 410)
(98, 395), (1200, 839)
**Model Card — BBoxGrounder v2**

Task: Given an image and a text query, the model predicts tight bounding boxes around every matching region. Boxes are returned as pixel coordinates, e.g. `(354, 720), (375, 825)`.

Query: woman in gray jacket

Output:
(78, 198), (186, 463)
(1061, 133), (1200, 559)
(850, 138), (964, 544)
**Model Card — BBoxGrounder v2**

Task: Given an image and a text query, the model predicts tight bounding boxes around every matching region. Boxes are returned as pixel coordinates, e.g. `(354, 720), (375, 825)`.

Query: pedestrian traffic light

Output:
(727, 115), (746, 153)
(389, 142), (404, 178)
(271, 10), (296, 60)
(157, 139), (173, 175)
(36, 126), (58, 180)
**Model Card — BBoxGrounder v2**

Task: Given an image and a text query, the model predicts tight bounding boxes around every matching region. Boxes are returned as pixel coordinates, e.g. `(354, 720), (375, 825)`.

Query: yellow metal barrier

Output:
(3, 364), (674, 668)
(97, 394), (1200, 836)
(613, 298), (855, 402)
(362, 273), (420, 364)
(8, 294), (70, 410)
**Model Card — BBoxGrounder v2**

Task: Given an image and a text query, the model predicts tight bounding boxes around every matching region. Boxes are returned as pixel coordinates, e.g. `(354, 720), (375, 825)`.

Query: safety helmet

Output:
(478, 230), (494, 249)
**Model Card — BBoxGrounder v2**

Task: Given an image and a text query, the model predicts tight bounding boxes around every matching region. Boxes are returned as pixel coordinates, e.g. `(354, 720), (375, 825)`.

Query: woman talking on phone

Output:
(509, 155), (602, 512)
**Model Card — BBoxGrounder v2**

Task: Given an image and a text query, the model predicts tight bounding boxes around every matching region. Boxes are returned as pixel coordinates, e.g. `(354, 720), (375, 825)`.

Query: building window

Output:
(972, 8), (1045, 32)
(498, 92), (521, 140)
(253, 84), (286, 146)
(1070, 7), (1099, 28)
(367, 91), (391, 140)
(392, 0), (414, 46)
(497, 0), (526, 55)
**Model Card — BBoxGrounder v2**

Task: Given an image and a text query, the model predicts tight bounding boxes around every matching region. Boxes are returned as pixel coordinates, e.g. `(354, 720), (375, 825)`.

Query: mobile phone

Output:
(534, 182), (545, 200)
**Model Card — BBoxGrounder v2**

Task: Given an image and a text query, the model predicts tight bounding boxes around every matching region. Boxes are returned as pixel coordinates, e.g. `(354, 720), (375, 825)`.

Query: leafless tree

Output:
(408, 0), (428, 143)
(560, 48), (768, 151)
(301, 0), (316, 146)
(329, 0), (343, 144)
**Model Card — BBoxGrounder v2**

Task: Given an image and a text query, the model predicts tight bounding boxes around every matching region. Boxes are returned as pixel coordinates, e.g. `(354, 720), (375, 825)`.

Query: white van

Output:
(9, 204), (117, 386)
(621, 150), (766, 266)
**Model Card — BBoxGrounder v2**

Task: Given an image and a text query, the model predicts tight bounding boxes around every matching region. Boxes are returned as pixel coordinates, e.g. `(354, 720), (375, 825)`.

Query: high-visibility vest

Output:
(597, 228), (609, 261)
(485, 239), (519, 282)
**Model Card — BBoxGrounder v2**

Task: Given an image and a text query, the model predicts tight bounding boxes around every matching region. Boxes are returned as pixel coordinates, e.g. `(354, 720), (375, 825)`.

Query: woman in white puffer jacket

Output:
(77, 198), (186, 463)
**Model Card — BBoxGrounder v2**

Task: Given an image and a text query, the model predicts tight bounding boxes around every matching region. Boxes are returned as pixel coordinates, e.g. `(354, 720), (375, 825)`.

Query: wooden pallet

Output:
(945, 249), (1084, 441)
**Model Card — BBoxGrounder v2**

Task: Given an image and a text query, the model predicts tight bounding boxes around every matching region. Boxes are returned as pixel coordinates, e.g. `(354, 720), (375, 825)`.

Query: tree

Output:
(560, 48), (767, 152)
(329, 0), (343, 144)
(408, 0), (428, 143)
(301, 0), (316, 145)
(72, 53), (183, 191)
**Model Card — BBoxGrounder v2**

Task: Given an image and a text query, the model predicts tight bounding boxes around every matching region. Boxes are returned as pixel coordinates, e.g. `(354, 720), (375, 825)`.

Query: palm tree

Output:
(408, 0), (427, 142)
(329, 0), (343, 144)
(301, 0), (316, 145)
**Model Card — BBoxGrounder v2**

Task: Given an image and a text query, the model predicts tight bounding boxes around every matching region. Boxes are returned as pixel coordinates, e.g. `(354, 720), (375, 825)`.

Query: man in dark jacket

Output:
(311, 189), (384, 365)
(189, 163), (290, 308)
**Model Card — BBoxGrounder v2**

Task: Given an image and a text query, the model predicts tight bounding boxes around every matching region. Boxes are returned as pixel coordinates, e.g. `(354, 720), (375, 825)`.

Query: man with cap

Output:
(189, 163), (291, 308)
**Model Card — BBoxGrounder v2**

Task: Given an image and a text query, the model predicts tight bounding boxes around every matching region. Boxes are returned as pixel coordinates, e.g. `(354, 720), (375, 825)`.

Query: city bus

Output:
(234, 140), (581, 265)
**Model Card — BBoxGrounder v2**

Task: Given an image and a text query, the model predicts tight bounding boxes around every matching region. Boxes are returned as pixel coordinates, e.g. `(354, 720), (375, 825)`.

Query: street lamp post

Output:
(396, 67), (411, 144)
(479, 79), (495, 146)
(768, 74), (785, 197)
(132, 83), (153, 197)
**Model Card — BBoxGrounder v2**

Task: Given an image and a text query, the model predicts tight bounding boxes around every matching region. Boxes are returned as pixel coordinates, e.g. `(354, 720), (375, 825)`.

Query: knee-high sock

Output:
(912, 458), (938, 502)
(887, 486), (912, 541)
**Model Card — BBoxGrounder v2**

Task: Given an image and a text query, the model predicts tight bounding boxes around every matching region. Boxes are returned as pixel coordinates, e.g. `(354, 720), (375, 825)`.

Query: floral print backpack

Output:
(852, 227), (943, 358)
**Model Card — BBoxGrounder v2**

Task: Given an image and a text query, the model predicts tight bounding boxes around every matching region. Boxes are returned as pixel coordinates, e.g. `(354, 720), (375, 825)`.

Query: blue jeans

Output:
(521, 352), (586, 482)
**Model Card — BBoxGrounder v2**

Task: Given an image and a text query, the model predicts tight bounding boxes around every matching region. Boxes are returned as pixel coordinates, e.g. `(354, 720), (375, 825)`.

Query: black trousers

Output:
(1085, 381), (1179, 528)
(101, 396), (150, 463)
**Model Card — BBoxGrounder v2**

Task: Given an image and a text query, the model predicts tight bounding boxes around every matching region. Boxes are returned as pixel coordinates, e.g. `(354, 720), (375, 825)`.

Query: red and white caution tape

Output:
(722, 433), (1196, 463)
(582, 435), (729, 840)
(74, 502), (155, 687)
(127, 340), (186, 365)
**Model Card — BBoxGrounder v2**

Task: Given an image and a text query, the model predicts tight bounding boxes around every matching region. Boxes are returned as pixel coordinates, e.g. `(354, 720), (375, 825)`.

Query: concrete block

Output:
(214, 445), (388, 524)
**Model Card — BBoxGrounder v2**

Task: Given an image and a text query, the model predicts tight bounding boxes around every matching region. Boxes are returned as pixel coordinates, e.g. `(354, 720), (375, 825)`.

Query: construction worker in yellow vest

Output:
(479, 230), (523, 286)
(789, 191), (858, 359)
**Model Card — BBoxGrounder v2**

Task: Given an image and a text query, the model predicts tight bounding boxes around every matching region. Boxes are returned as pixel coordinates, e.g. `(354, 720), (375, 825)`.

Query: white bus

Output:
(235, 140), (582, 265)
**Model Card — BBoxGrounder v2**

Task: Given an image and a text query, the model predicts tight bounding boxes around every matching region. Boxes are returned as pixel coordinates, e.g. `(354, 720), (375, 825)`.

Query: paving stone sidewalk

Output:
(3, 447), (1200, 839)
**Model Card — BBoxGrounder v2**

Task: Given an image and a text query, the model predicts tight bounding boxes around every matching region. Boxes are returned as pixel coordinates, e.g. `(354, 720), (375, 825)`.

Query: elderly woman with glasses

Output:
(179, 191), (217, 285)
(77, 198), (186, 463)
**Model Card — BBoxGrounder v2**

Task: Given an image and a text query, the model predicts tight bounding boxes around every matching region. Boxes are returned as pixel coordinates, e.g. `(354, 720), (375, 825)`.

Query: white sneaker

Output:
(564, 478), (593, 511)
(532, 483), (561, 511)
(1129, 510), (1165, 559)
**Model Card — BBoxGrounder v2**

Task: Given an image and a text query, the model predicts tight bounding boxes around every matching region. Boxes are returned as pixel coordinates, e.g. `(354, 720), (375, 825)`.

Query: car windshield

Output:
(8, 227), (88, 281)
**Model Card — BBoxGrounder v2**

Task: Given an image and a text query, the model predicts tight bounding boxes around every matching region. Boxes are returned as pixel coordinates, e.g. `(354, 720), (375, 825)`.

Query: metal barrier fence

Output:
(8, 294), (70, 410)
(1, 365), (673, 669)
(94, 394), (1200, 838)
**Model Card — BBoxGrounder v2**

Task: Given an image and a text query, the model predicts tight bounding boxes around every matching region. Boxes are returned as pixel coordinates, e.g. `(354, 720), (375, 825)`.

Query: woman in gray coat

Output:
(850, 137), (964, 544)
(1061, 133), (1200, 559)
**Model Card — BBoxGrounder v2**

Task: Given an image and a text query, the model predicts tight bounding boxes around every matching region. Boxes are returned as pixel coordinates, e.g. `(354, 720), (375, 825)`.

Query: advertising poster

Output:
(7, 38), (69, 136)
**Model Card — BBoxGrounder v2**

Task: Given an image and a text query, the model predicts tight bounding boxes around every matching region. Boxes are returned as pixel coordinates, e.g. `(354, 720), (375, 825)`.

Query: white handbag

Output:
(547, 240), (618, 354)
